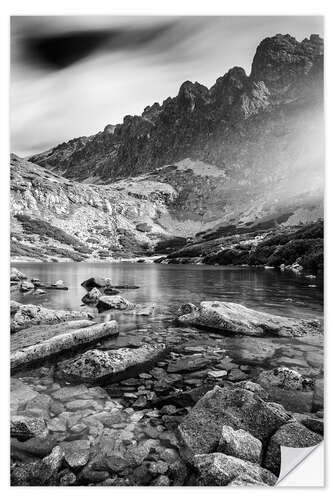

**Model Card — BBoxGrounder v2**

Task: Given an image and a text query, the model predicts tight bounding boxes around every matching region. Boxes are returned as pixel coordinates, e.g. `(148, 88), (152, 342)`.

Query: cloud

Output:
(10, 16), (324, 157)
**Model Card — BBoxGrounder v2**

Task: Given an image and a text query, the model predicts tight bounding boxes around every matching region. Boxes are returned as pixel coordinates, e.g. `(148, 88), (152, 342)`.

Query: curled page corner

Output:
(276, 442), (323, 485)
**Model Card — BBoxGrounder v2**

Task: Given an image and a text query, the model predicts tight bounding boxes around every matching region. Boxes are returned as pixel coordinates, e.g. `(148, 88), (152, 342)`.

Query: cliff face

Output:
(12, 34), (324, 260)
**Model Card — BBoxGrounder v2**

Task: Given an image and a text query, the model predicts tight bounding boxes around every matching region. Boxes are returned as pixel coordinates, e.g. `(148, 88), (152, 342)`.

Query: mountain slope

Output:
(12, 34), (324, 261)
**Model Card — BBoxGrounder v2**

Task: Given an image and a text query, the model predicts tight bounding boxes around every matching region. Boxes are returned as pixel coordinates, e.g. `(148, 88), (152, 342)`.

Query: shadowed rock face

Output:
(178, 386), (291, 460)
(177, 301), (322, 337)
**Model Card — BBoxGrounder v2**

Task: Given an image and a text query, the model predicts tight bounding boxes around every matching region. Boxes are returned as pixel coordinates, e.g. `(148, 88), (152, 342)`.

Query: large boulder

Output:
(178, 386), (291, 461)
(81, 277), (112, 291)
(217, 425), (262, 464)
(10, 302), (93, 333)
(11, 320), (119, 371)
(257, 367), (314, 391)
(264, 422), (322, 475)
(193, 453), (277, 486)
(58, 343), (168, 383)
(96, 295), (135, 312)
(177, 301), (322, 337)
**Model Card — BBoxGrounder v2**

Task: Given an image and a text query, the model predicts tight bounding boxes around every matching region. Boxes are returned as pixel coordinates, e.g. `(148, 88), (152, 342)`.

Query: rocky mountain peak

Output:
(250, 33), (324, 97)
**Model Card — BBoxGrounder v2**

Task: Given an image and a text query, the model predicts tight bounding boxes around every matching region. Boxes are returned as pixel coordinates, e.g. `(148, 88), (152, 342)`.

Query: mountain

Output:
(11, 34), (324, 262)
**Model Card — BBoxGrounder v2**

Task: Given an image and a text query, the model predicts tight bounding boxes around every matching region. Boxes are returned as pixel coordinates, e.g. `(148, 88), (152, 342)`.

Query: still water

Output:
(13, 262), (323, 321)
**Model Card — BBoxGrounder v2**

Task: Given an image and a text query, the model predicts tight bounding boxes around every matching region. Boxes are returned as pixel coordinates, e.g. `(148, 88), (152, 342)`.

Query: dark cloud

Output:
(18, 21), (177, 70)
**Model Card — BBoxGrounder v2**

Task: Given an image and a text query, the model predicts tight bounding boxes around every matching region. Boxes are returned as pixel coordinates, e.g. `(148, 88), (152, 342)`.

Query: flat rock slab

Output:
(11, 378), (39, 414)
(193, 452), (277, 486)
(11, 320), (119, 371)
(11, 319), (94, 352)
(178, 386), (291, 461)
(177, 301), (322, 337)
(167, 356), (209, 373)
(10, 301), (93, 333)
(58, 343), (168, 383)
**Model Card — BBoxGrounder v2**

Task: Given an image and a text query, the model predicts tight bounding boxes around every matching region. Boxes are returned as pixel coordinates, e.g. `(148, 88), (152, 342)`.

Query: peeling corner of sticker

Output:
(276, 442), (324, 486)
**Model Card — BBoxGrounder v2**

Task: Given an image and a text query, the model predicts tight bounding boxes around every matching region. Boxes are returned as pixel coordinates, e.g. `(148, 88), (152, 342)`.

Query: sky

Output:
(10, 15), (323, 157)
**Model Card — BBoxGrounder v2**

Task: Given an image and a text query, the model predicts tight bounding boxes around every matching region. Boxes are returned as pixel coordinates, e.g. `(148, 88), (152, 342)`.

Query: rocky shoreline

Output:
(10, 269), (324, 486)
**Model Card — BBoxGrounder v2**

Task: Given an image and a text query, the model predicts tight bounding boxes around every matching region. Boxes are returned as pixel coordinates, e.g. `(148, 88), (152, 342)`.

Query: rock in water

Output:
(11, 415), (48, 441)
(20, 280), (34, 292)
(264, 422), (322, 475)
(312, 378), (324, 411)
(177, 301), (322, 337)
(178, 386), (290, 461)
(257, 367), (314, 391)
(193, 453), (277, 486)
(10, 302), (93, 333)
(58, 343), (168, 383)
(11, 445), (64, 486)
(81, 286), (102, 305)
(217, 425), (262, 464)
(96, 295), (135, 312)
(81, 277), (112, 291)
(10, 267), (27, 281)
(60, 440), (91, 468)
(11, 320), (119, 371)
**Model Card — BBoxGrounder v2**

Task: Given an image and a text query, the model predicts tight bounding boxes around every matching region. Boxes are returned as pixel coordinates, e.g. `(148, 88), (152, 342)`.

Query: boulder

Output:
(177, 301), (322, 337)
(193, 453), (277, 486)
(11, 320), (119, 371)
(217, 425), (262, 464)
(20, 280), (34, 292)
(96, 295), (135, 312)
(11, 415), (48, 441)
(178, 386), (290, 461)
(11, 445), (64, 486)
(81, 286), (102, 305)
(10, 302), (93, 333)
(10, 267), (27, 281)
(81, 277), (112, 291)
(234, 381), (269, 400)
(264, 422), (322, 475)
(58, 343), (168, 383)
(257, 367), (314, 391)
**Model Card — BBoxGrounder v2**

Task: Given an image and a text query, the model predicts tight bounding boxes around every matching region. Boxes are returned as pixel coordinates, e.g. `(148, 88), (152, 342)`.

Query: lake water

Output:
(13, 262), (323, 321)
(11, 262), (324, 416)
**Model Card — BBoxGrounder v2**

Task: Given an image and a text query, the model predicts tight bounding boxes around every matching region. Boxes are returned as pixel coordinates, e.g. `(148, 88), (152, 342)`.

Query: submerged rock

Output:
(193, 452), (277, 486)
(264, 422), (322, 475)
(167, 355), (209, 373)
(58, 343), (168, 383)
(10, 302), (93, 333)
(11, 415), (48, 441)
(11, 320), (119, 371)
(312, 378), (324, 411)
(257, 367), (314, 391)
(96, 295), (135, 312)
(177, 301), (322, 337)
(178, 386), (290, 460)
